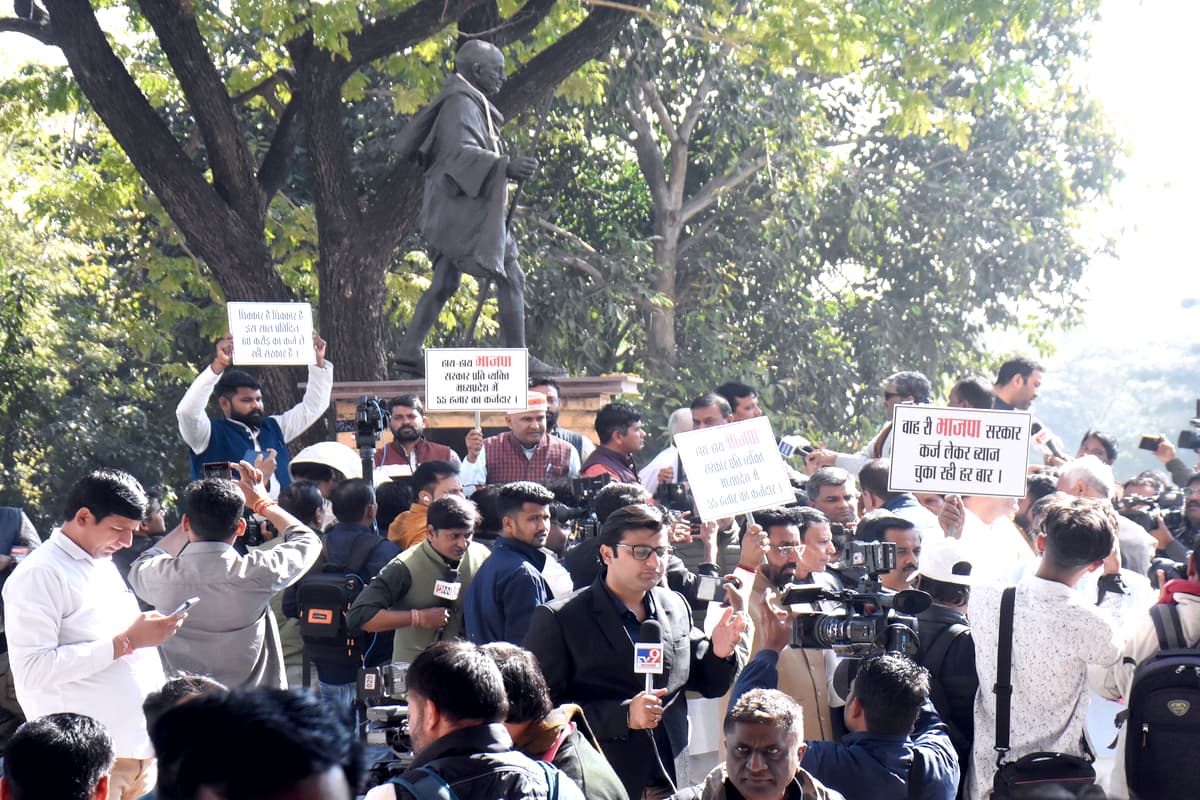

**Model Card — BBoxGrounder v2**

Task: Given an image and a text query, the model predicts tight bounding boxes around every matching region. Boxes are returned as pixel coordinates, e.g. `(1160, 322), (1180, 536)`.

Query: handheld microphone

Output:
(634, 619), (664, 693)
(432, 567), (461, 642)
(1031, 422), (1067, 460)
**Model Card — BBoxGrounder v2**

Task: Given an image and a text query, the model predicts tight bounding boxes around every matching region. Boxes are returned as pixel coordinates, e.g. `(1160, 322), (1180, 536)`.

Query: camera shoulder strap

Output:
(993, 585), (1017, 763)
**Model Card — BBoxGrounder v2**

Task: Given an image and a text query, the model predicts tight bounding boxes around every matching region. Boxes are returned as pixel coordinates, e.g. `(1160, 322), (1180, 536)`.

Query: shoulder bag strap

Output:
(537, 759), (561, 800)
(346, 533), (381, 577)
(993, 586), (1017, 763)
(1150, 602), (1187, 650)
(389, 767), (459, 800)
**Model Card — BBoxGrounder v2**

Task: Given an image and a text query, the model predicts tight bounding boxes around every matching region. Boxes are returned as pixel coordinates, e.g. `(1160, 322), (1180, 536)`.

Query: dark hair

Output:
(427, 494), (480, 532)
(142, 674), (228, 732)
(183, 479), (245, 542)
(330, 479), (375, 524)
(793, 507), (830, 541)
(3, 713), (115, 800)
(723, 688), (802, 739)
(594, 402), (642, 444)
(290, 462), (335, 483)
(886, 371), (932, 404)
(469, 485), (503, 535)
(690, 392), (732, 418)
(388, 394), (424, 415)
(529, 376), (561, 391)
(410, 460), (459, 498)
(915, 575), (970, 607)
(407, 641), (507, 724)
(852, 654), (929, 736)
(1125, 471), (1166, 495)
(855, 511), (914, 543)
(1079, 430), (1119, 463)
(858, 459), (895, 501)
(715, 381), (758, 411)
(374, 479), (413, 534)
(805, 466), (852, 503)
(496, 481), (555, 519)
(1026, 472), (1059, 504)
(598, 503), (664, 549)
(151, 688), (362, 800)
(480, 642), (553, 725)
(995, 356), (1043, 386)
(1040, 496), (1118, 570)
(64, 469), (148, 524)
(593, 482), (652, 523)
(278, 480), (325, 527)
(214, 368), (261, 400)
(753, 506), (798, 532)
(950, 375), (995, 409)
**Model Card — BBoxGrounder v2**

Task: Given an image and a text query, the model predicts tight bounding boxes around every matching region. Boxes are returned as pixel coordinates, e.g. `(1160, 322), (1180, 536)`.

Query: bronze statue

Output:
(394, 40), (562, 375)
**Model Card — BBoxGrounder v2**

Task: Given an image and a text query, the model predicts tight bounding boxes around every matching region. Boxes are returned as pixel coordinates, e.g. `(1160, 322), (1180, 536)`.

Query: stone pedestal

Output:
(329, 374), (642, 454)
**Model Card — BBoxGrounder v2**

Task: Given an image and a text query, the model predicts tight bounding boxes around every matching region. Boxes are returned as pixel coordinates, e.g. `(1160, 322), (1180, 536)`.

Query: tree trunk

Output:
(647, 212), (680, 376)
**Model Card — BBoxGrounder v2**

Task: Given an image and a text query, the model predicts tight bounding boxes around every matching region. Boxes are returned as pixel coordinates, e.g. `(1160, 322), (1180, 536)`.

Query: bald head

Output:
(455, 40), (505, 94)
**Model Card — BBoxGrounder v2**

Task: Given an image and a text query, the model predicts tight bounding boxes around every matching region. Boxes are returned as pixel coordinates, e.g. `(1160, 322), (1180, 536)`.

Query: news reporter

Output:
(524, 504), (746, 799)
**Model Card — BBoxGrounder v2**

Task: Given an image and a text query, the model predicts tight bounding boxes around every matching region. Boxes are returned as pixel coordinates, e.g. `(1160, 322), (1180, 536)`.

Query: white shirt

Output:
(639, 445), (679, 498)
(834, 423), (894, 476)
(3, 530), (166, 758)
(968, 576), (1122, 800)
(459, 438), (581, 487)
(958, 510), (1037, 585)
(175, 361), (335, 455)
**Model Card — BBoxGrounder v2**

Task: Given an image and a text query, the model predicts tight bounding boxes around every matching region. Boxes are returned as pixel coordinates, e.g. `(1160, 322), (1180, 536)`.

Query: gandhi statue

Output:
(393, 40), (562, 375)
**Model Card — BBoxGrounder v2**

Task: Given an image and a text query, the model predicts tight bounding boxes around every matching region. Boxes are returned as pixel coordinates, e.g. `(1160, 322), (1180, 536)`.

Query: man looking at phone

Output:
(176, 333), (333, 493)
(3, 469), (184, 799)
(128, 461), (322, 690)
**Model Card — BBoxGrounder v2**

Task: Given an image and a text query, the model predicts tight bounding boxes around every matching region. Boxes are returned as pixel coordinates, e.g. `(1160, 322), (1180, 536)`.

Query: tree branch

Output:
(619, 94), (669, 219)
(41, 0), (261, 268)
(534, 215), (599, 254)
(486, 0), (559, 48)
(0, 15), (55, 45)
(257, 91), (304, 199)
(638, 73), (676, 145)
(679, 147), (768, 225)
(344, 0), (485, 77)
(135, 0), (265, 225)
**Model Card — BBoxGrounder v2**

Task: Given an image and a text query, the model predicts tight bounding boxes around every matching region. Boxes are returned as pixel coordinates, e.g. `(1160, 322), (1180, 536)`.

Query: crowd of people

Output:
(0, 338), (1197, 800)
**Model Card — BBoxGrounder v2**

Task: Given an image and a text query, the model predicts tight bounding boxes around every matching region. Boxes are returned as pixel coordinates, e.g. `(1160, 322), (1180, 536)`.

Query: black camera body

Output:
(656, 482), (694, 513)
(780, 543), (930, 660)
(355, 395), (389, 450)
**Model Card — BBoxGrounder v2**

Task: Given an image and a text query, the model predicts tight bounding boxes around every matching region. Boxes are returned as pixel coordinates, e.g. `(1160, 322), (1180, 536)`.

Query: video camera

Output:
(550, 474), (612, 543)
(1170, 399), (1200, 452)
(656, 481), (694, 513)
(1118, 490), (1185, 537)
(780, 541), (930, 660)
(360, 663), (416, 789)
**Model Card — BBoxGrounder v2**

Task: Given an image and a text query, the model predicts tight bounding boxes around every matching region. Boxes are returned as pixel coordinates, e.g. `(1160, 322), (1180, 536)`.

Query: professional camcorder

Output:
(780, 541), (930, 660)
(361, 663), (416, 789)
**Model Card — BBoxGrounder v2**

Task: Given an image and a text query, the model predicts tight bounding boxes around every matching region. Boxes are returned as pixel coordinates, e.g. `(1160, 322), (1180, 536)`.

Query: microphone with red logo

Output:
(431, 567), (461, 642)
(634, 619), (665, 693)
(1031, 421), (1067, 461)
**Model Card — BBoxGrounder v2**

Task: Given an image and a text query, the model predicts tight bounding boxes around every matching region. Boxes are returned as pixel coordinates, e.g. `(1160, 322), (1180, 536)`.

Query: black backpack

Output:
(295, 533), (380, 667)
(1124, 602), (1200, 799)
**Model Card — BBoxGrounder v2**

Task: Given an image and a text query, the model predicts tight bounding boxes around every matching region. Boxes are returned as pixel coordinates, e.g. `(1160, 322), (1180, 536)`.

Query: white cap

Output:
(913, 539), (974, 587)
(289, 441), (363, 481)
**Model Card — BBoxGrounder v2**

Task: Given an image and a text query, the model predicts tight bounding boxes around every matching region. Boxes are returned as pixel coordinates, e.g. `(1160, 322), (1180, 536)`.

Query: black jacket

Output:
(524, 576), (741, 799)
(390, 723), (582, 800)
(914, 602), (976, 789)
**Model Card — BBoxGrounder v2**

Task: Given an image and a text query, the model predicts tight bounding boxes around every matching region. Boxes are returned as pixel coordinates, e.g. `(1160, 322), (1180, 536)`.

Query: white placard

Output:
(674, 416), (795, 522)
(226, 302), (315, 366)
(888, 405), (1031, 497)
(423, 348), (529, 411)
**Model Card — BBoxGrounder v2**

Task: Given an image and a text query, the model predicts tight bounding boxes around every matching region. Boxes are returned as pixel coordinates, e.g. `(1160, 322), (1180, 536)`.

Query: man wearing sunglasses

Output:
(524, 503), (747, 800)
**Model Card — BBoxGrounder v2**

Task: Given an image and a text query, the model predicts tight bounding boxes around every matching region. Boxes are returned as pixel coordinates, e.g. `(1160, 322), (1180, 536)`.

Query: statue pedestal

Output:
(329, 374), (643, 454)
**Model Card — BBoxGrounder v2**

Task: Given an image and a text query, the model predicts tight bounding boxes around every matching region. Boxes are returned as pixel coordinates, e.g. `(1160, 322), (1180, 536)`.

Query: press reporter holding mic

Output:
(525, 504), (747, 800)
(347, 495), (490, 664)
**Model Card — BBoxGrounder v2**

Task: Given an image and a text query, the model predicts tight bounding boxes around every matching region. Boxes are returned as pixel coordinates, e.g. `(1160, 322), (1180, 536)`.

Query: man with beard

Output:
(530, 377), (594, 462)
(177, 333), (333, 493)
(375, 394), (460, 473)
(990, 356), (1043, 411)
(742, 507), (841, 741)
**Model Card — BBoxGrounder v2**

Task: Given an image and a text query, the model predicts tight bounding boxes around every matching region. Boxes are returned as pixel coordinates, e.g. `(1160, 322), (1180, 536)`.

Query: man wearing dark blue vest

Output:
(177, 333), (333, 493)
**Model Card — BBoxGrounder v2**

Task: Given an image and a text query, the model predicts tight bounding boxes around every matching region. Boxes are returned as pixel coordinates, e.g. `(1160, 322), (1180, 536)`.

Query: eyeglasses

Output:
(770, 545), (803, 556)
(883, 391), (905, 401)
(615, 543), (671, 561)
(1184, 487), (1200, 497)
